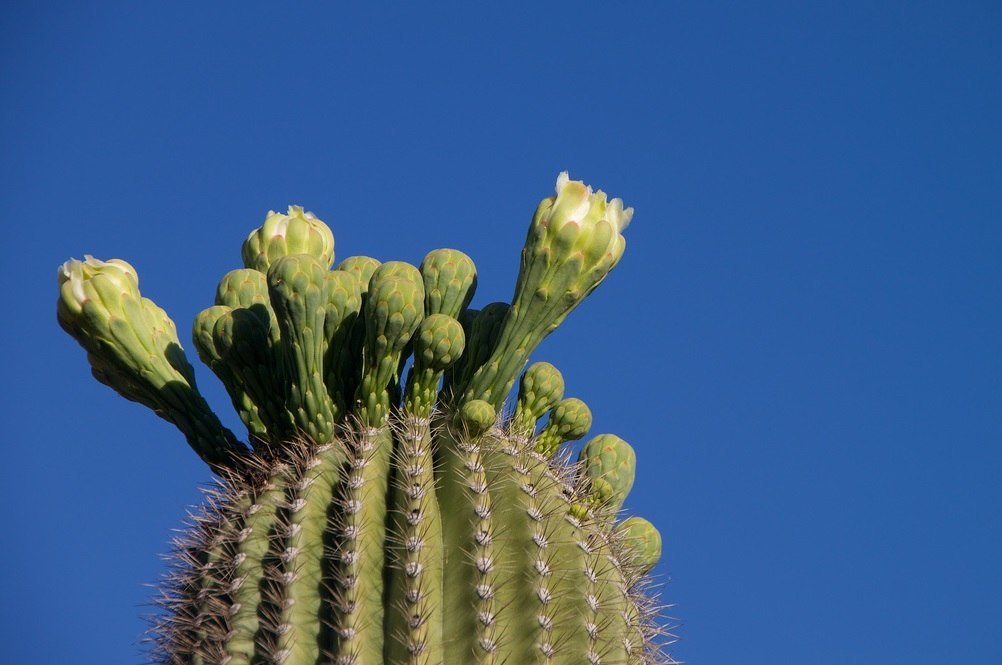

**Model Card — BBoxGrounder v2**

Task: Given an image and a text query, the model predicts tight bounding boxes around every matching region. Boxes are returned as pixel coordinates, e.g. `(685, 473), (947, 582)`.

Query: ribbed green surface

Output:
(156, 420), (664, 664)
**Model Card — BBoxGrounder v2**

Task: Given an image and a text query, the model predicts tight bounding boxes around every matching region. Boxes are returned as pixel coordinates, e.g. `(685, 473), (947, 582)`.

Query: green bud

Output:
(468, 302), (509, 350)
(324, 270), (363, 328)
(211, 308), (275, 440)
(534, 397), (592, 456)
(455, 399), (495, 437)
(215, 268), (270, 309)
(370, 260), (421, 284)
(365, 270), (425, 345)
(335, 256), (381, 295)
(511, 361), (565, 435)
(413, 314), (466, 373)
(267, 255), (330, 340)
(192, 305), (230, 366)
(578, 434), (636, 513)
(218, 307), (295, 442)
(212, 308), (273, 372)
(404, 314), (466, 417)
(267, 254), (337, 441)
(367, 262), (428, 408)
(420, 248), (477, 319)
(242, 205), (336, 272)
(323, 270), (363, 414)
(201, 274), (290, 443)
(214, 268), (279, 346)
(355, 270), (425, 426)
(588, 477), (616, 506)
(334, 256), (382, 403)
(615, 516), (662, 574)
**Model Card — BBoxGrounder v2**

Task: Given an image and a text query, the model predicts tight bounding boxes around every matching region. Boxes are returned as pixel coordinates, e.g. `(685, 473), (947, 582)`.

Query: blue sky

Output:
(3, 2), (1000, 663)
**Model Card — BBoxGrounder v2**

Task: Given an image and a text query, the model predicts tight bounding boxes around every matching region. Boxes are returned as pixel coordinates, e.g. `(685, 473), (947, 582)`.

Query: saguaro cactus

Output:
(57, 174), (673, 664)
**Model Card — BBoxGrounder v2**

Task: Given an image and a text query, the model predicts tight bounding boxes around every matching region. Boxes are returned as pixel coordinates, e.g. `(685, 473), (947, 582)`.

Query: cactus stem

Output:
(386, 416), (444, 664)
(271, 442), (345, 664)
(223, 473), (286, 665)
(154, 494), (240, 665)
(437, 421), (501, 664)
(330, 426), (392, 664)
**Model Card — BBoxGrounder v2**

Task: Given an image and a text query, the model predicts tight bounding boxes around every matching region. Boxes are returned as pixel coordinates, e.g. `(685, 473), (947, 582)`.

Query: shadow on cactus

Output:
(57, 173), (675, 664)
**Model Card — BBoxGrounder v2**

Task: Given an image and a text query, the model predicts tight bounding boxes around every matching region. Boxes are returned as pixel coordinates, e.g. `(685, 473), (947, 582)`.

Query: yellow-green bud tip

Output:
(58, 256), (139, 318)
(548, 171), (633, 235)
(242, 205), (336, 271)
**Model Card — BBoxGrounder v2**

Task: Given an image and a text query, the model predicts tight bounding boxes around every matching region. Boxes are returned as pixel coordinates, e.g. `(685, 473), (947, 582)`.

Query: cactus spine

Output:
(57, 175), (673, 664)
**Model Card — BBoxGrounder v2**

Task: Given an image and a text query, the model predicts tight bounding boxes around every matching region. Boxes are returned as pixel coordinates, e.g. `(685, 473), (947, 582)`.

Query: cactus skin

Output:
(58, 174), (674, 664)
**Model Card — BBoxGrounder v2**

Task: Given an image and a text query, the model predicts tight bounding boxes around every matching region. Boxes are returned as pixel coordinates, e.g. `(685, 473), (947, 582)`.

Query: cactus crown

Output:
(57, 173), (674, 664)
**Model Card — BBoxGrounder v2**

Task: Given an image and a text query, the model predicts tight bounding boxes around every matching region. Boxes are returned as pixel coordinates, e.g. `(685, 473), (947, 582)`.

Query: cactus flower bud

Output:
(215, 268), (271, 310)
(58, 256), (139, 321)
(420, 248), (477, 319)
(58, 256), (187, 387)
(242, 205), (336, 272)
(332, 255), (382, 403)
(405, 314), (466, 417)
(356, 270), (425, 426)
(464, 172), (632, 408)
(455, 399), (495, 437)
(57, 256), (243, 468)
(511, 361), (565, 435)
(533, 171), (631, 262)
(413, 314), (467, 373)
(579, 434), (637, 514)
(267, 254), (338, 440)
(615, 516), (662, 574)
(214, 268), (280, 346)
(370, 260), (421, 284)
(534, 397), (592, 456)
(336, 256), (382, 295)
(322, 271), (363, 416)
(192, 305), (230, 366)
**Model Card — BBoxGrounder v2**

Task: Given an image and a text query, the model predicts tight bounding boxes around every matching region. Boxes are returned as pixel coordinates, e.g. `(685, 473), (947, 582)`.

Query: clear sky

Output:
(3, 2), (1000, 663)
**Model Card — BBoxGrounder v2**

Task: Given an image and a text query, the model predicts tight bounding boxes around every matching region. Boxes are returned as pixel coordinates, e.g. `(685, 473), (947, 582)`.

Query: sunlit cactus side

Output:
(57, 174), (675, 665)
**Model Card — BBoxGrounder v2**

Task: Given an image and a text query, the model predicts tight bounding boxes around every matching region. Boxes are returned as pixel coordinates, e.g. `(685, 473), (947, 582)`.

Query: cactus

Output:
(57, 174), (673, 664)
